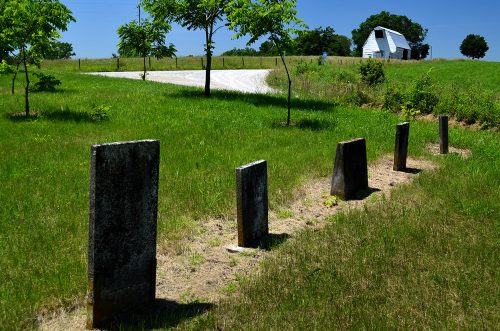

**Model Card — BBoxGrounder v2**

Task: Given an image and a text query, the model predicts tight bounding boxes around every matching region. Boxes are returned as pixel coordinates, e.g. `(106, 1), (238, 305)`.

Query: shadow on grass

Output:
(399, 167), (422, 175)
(260, 233), (290, 250)
(166, 89), (339, 112)
(105, 299), (214, 331)
(348, 187), (382, 201)
(6, 108), (105, 123)
(271, 118), (337, 131)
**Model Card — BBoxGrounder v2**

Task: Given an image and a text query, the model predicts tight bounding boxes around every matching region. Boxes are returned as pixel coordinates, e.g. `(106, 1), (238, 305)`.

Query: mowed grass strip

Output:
(1, 70), (405, 329)
(181, 128), (499, 330)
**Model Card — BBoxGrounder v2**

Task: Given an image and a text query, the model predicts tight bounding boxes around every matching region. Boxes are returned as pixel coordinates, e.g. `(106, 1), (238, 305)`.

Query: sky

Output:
(60, 0), (500, 61)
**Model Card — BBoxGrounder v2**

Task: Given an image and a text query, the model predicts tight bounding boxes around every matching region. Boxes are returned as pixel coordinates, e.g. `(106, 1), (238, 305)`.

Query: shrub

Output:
(359, 59), (385, 85)
(31, 72), (61, 92)
(90, 105), (111, 121)
(383, 84), (406, 112)
(407, 73), (439, 114)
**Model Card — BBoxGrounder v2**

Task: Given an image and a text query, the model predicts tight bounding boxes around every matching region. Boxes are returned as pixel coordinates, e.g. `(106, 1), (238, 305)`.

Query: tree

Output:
(0, 0), (75, 116)
(142, 0), (228, 97)
(42, 41), (75, 59)
(295, 27), (351, 56)
(221, 47), (258, 56)
(352, 11), (429, 60)
(460, 34), (489, 59)
(118, 18), (176, 80)
(227, 0), (305, 126)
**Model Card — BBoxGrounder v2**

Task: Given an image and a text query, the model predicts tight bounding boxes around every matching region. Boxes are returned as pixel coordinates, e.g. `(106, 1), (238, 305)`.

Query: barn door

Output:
(403, 49), (408, 60)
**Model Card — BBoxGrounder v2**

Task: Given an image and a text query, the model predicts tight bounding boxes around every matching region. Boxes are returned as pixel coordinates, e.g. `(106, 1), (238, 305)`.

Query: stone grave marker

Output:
(236, 160), (268, 248)
(393, 122), (410, 171)
(331, 138), (368, 200)
(87, 140), (160, 329)
(439, 115), (449, 154)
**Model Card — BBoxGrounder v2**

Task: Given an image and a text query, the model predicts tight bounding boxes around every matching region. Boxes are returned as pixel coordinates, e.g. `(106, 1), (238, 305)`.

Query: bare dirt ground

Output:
(39, 155), (439, 330)
(88, 70), (275, 94)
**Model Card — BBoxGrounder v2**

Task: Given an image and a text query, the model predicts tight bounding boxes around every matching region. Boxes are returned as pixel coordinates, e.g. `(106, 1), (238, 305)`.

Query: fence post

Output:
(201, 57), (204, 69)
(242, 57), (245, 68)
(223, 57), (225, 68)
(175, 57), (178, 70)
(117, 58), (120, 70)
(149, 56), (151, 69)
(78, 58), (81, 71)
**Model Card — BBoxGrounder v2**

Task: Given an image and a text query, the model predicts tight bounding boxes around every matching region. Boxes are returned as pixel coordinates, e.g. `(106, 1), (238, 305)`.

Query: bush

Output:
(408, 73), (439, 114)
(31, 72), (61, 92)
(359, 59), (385, 85)
(90, 105), (111, 121)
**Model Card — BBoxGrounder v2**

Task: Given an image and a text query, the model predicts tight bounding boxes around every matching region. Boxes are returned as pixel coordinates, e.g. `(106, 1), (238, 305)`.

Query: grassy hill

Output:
(0, 59), (498, 330)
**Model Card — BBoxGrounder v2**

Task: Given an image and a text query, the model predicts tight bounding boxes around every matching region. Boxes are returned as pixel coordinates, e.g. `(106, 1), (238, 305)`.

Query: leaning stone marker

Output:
(393, 122), (410, 171)
(236, 160), (268, 248)
(87, 140), (160, 329)
(331, 138), (368, 200)
(439, 115), (449, 154)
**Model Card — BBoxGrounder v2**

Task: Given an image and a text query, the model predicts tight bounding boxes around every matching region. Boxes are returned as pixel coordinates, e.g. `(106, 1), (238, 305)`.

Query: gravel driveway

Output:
(88, 69), (275, 94)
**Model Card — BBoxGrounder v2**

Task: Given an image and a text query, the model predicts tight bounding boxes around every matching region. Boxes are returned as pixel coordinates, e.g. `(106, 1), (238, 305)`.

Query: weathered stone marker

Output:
(439, 115), (449, 154)
(393, 122), (410, 171)
(331, 138), (368, 200)
(236, 160), (268, 248)
(87, 140), (160, 329)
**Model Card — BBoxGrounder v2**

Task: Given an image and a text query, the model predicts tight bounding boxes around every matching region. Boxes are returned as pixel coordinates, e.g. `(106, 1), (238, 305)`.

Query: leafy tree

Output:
(142, 0), (228, 96)
(352, 11), (429, 60)
(295, 27), (351, 56)
(42, 41), (75, 59)
(0, 0), (75, 116)
(258, 40), (281, 56)
(118, 18), (176, 80)
(460, 34), (489, 59)
(222, 47), (258, 56)
(227, 0), (305, 126)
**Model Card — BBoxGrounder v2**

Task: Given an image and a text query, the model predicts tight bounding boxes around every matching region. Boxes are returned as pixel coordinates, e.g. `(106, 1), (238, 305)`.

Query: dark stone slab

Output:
(331, 138), (368, 200)
(236, 160), (268, 248)
(87, 140), (160, 329)
(439, 115), (449, 154)
(393, 122), (410, 171)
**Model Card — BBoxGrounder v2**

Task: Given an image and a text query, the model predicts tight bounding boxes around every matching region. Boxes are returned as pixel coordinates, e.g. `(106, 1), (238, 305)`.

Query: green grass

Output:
(184, 126), (499, 330)
(1, 69), (399, 330)
(268, 59), (500, 128)
(0, 60), (499, 330)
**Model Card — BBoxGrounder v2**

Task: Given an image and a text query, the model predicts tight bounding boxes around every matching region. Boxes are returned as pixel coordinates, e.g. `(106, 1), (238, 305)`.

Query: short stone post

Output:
(439, 115), (449, 154)
(87, 140), (160, 329)
(236, 160), (268, 248)
(331, 138), (368, 200)
(393, 122), (410, 171)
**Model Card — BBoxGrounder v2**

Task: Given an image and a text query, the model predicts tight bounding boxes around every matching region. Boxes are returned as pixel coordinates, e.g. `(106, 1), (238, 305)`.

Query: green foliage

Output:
(460, 34), (489, 59)
(351, 11), (429, 59)
(117, 19), (175, 59)
(221, 47), (259, 56)
(359, 59), (385, 85)
(0, 0), (75, 115)
(42, 41), (75, 60)
(31, 72), (61, 92)
(407, 73), (439, 114)
(322, 195), (338, 207)
(0, 60), (14, 76)
(227, 0), (306, 125)
(89, 104), (111, 122)
(142, 0), (228, 96)
(400, 101), (421, 121)
(295, 26), (351, 56)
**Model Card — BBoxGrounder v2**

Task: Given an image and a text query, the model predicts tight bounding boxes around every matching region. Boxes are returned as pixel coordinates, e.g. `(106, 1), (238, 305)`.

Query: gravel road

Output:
(88, 69), (275, 94)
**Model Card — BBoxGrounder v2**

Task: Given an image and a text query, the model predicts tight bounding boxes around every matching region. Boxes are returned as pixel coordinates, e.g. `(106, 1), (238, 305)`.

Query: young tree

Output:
(42, 41), (75, 60)
(352, 11), (429, 60)
(227, 0), (305, 126)
(0, 0), (75, 116)
(460, 34), (489, 59)
(142, 0), (228, 96)
(118, 18), (176, 80)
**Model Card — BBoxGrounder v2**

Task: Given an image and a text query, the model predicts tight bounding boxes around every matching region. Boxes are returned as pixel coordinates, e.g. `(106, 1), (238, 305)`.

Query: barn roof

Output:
(374, 26), (411, 50)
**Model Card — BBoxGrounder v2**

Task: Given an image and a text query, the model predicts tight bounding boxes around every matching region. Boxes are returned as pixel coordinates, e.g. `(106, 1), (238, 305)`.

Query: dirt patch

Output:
(38, 155), (436, 330)
(426, 143), (472, 158)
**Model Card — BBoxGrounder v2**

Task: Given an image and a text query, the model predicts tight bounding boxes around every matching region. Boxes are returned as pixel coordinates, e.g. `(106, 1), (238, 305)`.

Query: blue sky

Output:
(60, 0), (500, 61)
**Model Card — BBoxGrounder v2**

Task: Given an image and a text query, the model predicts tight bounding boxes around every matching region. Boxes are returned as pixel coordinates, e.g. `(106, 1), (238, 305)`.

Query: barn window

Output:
(375, 30), (384, 38)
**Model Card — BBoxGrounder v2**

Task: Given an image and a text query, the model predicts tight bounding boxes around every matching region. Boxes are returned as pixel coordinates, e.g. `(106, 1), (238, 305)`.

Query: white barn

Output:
(362, 26), (411, 60)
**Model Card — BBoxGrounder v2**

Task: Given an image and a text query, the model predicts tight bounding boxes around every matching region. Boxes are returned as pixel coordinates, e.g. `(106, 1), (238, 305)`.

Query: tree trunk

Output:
(280, 52), (292, 126)
(204, 26), (213, 97)
(143, 56), (146, 81)
(11, 64), (19, 95)
(22, 49), (30, 116)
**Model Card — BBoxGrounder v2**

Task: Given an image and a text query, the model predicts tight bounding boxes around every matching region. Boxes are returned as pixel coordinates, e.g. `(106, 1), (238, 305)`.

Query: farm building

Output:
(363, 26), (411, 60)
